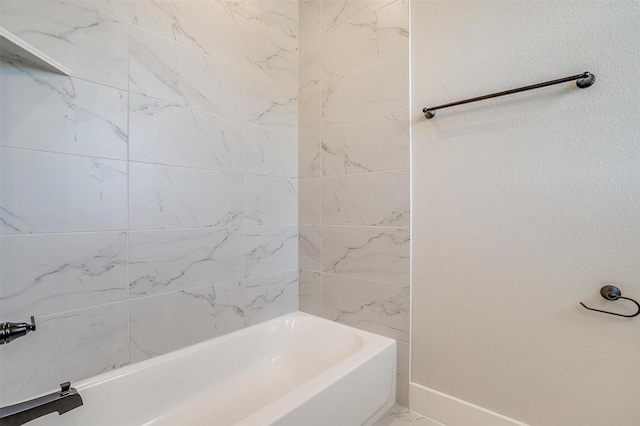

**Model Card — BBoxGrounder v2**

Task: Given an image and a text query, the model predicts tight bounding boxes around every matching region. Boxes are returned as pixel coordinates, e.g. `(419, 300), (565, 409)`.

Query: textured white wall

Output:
(411, 1), (640, 425)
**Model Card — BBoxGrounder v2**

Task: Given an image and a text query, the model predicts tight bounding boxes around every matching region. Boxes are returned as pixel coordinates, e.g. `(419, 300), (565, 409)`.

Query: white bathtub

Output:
(27, 312), (396, 426)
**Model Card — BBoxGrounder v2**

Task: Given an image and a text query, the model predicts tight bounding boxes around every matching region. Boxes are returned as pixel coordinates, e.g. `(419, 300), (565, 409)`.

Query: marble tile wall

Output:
(0, 0), (298, 405)
(297, 0), (410, 405)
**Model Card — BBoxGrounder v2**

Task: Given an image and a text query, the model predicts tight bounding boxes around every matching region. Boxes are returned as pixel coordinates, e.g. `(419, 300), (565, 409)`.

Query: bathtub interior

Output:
(23, 313), (395, 426)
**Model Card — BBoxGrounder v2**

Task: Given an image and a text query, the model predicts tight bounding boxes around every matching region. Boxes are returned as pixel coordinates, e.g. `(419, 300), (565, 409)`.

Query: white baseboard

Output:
(409, 383), (529, 426)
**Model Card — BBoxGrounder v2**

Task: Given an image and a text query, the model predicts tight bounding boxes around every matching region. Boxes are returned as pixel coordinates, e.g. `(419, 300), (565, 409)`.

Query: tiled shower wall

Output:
(297, 0), (410, 404)
(0, 0), (298, 403)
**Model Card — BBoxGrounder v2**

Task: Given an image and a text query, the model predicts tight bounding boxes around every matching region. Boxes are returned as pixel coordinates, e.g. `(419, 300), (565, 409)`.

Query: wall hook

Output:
(580, 286), (640, 318)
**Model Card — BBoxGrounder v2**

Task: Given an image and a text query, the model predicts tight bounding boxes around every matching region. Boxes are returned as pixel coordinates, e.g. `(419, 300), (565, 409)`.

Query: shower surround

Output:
(0, 0), (299, 404)
(296, 0), (410, 405)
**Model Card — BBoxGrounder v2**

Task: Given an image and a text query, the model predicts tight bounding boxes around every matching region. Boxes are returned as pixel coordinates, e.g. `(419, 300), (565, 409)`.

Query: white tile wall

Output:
(0, 148), (128, 234)
(1, 64), (128, 159)
(1, 0), (298, 404)
(0, 0), (130, 89)
(129, 94), (244, 172)
(297, 0), (410, 405)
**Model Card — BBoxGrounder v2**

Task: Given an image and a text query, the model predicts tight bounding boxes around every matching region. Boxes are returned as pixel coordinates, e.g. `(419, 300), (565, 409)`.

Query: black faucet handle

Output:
(60, 382), (71, 396)
(28, 316), (36, 331)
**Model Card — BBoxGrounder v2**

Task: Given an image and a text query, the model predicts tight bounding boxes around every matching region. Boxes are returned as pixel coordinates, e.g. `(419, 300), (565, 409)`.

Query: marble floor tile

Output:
(373, 404), (444, 426)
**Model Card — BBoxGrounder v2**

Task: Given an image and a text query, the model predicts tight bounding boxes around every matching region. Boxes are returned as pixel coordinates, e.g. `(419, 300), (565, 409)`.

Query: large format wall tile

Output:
(299, 269), (322, 316)
(1, 63), (128, 160)
(130, 283), (236, 362)
(321, 273), (409, 342)
(80, 0), (130, 21)
(129, 94), (243, 172)
(322, 170), (410, 226)
(321, 0), (397, 35)
(299, 132), (322, 178)
(322, 226), (410, 285)
(0, 0), (129, 89)
(396, 340), (410, 406)
(244, 176), (298, 226)
(322, 112), (409, 176)
(298, 83), (322, 134)
(245, 226), (297, 278)
(299, 40), (321, 91)
(241, 270), (298, 325)
(299, 224), (322, 271)
(130, 271), (297, 362)
(322, 0), (408, 79)
(245, 0), (298, 38)
(0, 232), (127, 318)
(299, 0), (321, 51)
(246, 21), (298, 91)
(245, 124), (297, 178)
(0, 148), (127, 234)
(245, 73), (298, 134)
(299, 178), (322, 225)
(322, 54), (409, 128)
(130, 0), (245, 68)
(129, 228), (244, 298)
(129, 162), (243, 230)
(130, 26), (244, 118)
(0, 302), (129, 405)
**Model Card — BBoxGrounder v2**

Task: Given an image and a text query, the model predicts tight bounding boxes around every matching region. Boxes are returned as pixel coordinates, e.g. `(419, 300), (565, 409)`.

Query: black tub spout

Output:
(0, 382), (83, 426)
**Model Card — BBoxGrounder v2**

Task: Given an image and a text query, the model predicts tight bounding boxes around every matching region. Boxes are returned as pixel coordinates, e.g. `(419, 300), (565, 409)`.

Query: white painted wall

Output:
(411, 1), (640, 425)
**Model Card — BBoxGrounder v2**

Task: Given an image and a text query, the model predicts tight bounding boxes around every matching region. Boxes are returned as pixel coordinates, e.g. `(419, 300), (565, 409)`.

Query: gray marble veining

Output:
(129, 162), (244, 230)
(130, 0), (245, 68)
(244, 176), (298, 226)
(0, 302), (129, 405)
(1, 62), (128, 160)
(129, 228), (244, 298)
(129, 25), (244, 118)
(299, 224), (322, 271)
(322, 226), (410, 285)
(0, 148), (128, 235)
(245, 226), (298, 278)
(373, 404), (441, 426)
(1, 0), (129, 89)
(130, 270), (297, 362)
(129, 94), (244, 172)
(0, 232), (127, 318)
(322, 273), (409, 342)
